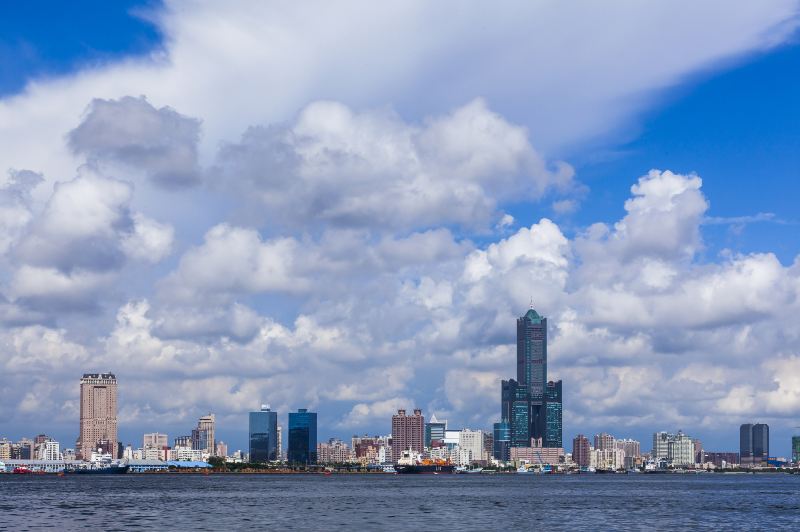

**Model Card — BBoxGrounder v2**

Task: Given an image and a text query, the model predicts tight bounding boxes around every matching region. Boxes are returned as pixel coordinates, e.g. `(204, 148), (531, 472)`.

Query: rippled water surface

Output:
(2, 473), (799, 530)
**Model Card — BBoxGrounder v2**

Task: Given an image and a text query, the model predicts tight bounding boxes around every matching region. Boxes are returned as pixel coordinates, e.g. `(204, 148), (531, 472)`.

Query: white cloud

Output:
(214, 98), (573, 231)
(68, 96), (201, 188)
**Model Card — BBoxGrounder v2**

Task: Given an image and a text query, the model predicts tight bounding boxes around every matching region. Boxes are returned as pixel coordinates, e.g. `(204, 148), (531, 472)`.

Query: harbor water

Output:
(1, 473), (799, 530)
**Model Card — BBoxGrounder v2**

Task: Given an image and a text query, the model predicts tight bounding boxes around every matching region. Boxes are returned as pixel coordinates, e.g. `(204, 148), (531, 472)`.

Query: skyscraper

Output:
(740, 423), (769, 466)
(500, 307), (562, 449)
(192, 414), (216, 455)
(573, 434), (590, 467)
(391, 408), (424, 463)
(493, 419), (511, 461)
(544, 380), (563, 448)
(249, 405), (278, 462)
(792, 435), (800, 464)
(76, 373), (118, 460)
(424, 414), (446, 447)
(288, 408), (317, 465)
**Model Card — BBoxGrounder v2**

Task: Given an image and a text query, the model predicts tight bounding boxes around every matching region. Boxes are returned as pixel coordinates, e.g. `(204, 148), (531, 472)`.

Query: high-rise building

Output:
(288, 408), (317, 465)
(458, 429), (485, 463)
(752, 424), (769, 463)
(652, 432), (671, 460)
(391, 409), (424, 463)
(493, 420), (511, 461)
(791, 436), (800, 464)
(500, 307), (562, 450)
(77, 373), (118, 460)
(573, 434), (591, 467)
(594, 433), (615, 451)
(249, 405), (278, 462)
(740, 423), (769, 466)
(501, 379), (530, 447)
(740, 424), (753, 464)
(143, 433), (168, 449)
(277, 425), (283, 460)
(192, 414), (216, 455)
(545, 380), (562, 448)
(174, 435), (192, 448)
(424, 414), (447, 447)
(667, 431), (695, 466)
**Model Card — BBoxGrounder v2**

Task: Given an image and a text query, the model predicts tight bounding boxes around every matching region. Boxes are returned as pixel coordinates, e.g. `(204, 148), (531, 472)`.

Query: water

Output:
(1, 473), (799, 530)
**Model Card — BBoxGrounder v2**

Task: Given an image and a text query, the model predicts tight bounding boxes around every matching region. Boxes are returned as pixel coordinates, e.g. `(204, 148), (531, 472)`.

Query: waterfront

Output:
(2, 474), (799, 530)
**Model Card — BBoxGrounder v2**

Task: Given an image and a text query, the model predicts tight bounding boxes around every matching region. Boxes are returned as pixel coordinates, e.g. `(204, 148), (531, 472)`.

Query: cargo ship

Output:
(69, 464), (130, 475)
(394, 450), (455, 474)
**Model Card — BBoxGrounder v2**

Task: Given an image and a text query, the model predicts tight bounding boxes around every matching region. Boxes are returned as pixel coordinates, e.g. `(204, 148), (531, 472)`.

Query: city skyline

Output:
(1, 2), (800, 457)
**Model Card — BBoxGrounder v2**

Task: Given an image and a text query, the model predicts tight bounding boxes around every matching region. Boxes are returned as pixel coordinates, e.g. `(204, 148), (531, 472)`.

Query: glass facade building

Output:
(424, 415), (446, 447)
(499, 308), (562, 450)
(792, 436), (800, 464)
(544, 380), (562, 448)
(249, 406), (278, 462)
(740, 423), (769, 465)
(493, 419), (511, 461)
(288, 408), (317, 465)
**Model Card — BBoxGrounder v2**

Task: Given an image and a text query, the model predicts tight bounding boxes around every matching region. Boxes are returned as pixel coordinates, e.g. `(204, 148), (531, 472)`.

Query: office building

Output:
(288, 408), (317, 465)
(391, 409), (424, 463)
(740, 423), (769, 466)
(76, 373), (118, 460)
(791, 436), (800, 464)
(174, 435), (192, 448)
(544, 380), (563, 448)
(500, 307), (562, 450)
(425, 414), (447, 447)
(249, 405), (278, 462)
(493, 420), (511, 461)
(573, 434), (591, 467)
(143, 433), (168, 449)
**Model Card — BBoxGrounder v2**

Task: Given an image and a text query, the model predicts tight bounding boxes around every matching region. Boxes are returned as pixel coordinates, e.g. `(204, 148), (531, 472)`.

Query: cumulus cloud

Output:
(68, 96), (202, 188)
(215, 99), (574, 231)
(5, 169), (174, 311)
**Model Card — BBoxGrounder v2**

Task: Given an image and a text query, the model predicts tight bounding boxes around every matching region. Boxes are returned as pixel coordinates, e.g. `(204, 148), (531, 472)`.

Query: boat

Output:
(395, 450), (454, 474)
(454, 466), (484, 474)
(69, 464), (130, 475)
(12, 466), (33, 474)
(395, 463), (455, 474)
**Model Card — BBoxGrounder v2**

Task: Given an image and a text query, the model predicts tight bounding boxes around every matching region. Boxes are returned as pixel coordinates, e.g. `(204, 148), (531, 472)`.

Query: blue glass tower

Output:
(288, 408), (317, 465)
(493, 419), (511, 461)
(249, 405), (278, 462)
(499, 307), (562, 450)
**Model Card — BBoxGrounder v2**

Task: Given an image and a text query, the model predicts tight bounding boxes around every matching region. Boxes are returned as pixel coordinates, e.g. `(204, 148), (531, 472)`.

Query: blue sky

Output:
(1, 2), (799, 457)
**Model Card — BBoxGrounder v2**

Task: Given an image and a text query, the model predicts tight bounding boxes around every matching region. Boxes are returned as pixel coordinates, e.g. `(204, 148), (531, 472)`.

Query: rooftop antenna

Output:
(529, 296), (534, 309)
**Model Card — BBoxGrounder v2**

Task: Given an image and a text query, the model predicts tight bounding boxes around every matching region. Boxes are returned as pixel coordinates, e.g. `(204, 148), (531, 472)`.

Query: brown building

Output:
(391, 409), (424, 463)
(573, 434), (591, 467)
(594, 432), (615, 451)
(76, 373), (118, 460)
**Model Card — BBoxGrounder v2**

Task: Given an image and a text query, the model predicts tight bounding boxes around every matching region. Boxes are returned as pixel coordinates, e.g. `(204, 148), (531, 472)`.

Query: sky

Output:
(1, 0), (799, 456)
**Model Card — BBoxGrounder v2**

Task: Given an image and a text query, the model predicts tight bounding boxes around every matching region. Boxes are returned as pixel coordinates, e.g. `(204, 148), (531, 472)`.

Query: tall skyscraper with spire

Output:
(500, 307), (562, 449)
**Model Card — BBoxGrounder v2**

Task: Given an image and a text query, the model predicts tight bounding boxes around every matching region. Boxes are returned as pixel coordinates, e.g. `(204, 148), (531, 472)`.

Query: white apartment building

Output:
(668, 431), (695, 466)
(37, 440), (61, 461)
(458, 429), (485, 463)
